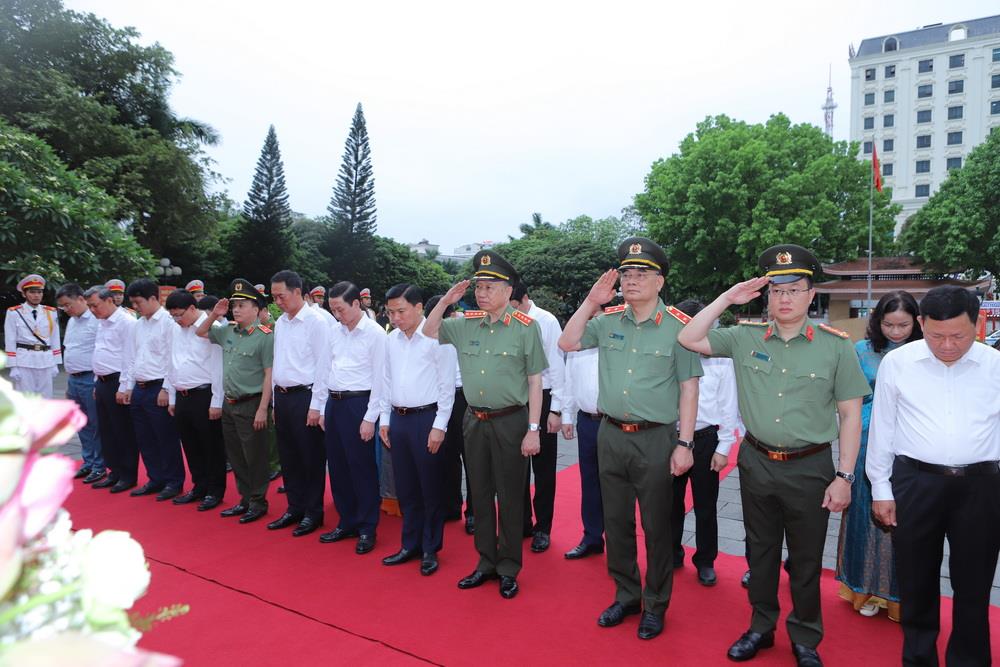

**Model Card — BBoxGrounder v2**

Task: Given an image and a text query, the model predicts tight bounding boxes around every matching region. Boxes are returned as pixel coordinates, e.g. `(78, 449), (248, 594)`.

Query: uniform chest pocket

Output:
(639, 342), (673, 372)
(491, 343), (521, 374)
(600, 336), (625, 353)
(792, 368), (831, 403)
(740, 356), (773, 375)
(461, 340), (482, 357)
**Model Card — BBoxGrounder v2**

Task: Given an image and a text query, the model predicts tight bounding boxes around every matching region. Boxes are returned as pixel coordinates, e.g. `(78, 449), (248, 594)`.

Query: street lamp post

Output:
(154, 257), (182, 285)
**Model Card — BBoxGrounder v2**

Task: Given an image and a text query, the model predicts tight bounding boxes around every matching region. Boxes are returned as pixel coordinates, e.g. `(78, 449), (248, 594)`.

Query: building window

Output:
(884, 89), (895, 103)
(947, 157), (962, 170)
(993, 100), (1000, 115)
(916, 160), (931, 173)
(883, 114), (894, 128)
(947, 131), (963, 145)
(883, 138), (894, 152)
(949, 53), (965, 68)
(915, 184), (931, 197)
(948, 105), (964, 120)
(863, 141), (873, 154)
(948, 80), (964, 95)
(865, 68), (875, 81)
(883, 163), (894, 176)
(885, 64), (896, 78)
(950, 26), (967, 41)
(864, 92), (875, 105)
(883, 37), (898, 52)
(863, 116), (875, 130)
(993, 74), (1000, 89)
(994, 47), (1000, 62)
(917, 84), (933, 98)
(918, 59), (933, 73)
(917, 109), (932, 123)
(916, 134), (932, 148)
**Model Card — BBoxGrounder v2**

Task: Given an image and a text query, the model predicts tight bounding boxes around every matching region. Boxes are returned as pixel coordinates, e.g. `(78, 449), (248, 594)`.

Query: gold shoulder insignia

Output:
(43, 305), (57, 312)
(512, 311), (533, 326)
(603, 305), (626, 315)
(7, 305), (21, 311)
(463, 310), (487, 319)
(818, 323), (849, 339)
(258, 325), (272, 334)
(738, 320), (768, 326)
(666, 305), (691, 325)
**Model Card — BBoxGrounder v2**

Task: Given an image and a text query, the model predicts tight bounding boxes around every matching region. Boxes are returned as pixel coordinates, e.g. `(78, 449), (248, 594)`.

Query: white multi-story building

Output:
(849, 15), (1000, 232)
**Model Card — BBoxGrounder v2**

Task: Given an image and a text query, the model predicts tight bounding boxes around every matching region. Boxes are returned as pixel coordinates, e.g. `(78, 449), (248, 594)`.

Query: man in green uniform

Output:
(677, 245), (869, 667)
(559, 237), (701, 641)
(197, 278), (275, 524)
(423, 250), (548, 600)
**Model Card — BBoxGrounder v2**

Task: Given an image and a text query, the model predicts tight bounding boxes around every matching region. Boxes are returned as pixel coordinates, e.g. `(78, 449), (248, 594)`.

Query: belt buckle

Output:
(396, 406), (408, 415)
(331, 391), (342, 400)
(768, 449), (790, 462)
(943, 466), (963, 477)
(473, 410), (488, 420)
(277, 386), (288, 394)
(621, 422), (639, 433)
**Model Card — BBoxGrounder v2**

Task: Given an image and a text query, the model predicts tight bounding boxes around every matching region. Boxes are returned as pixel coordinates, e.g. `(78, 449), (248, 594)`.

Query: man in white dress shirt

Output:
(320, 281), (387, 554)
(122, 279), (185, 501)
(5, 274), (61, 397)
(868, 286), (1000, 667)
(165, 289), (226, 510)
(379, 284), (456, 575)
(510, 283), (566, 553)
(269, 270), (331, 537)
(56, 283), (105, 484)
(85, 285), (140, 493)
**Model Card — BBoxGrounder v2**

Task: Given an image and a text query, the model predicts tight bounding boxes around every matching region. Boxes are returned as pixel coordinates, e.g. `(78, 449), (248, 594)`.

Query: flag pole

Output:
(867, 150), (874, 308)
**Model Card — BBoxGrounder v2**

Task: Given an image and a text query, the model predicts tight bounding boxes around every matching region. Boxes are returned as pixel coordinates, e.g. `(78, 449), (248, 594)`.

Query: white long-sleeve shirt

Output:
(120, 307), (176, 393)
(92, 307), (136, 377)
(867, 339), (1000, 501)
(166, 312), (224, 409)
(63, 309), (98, 374)
(528, 302), (566, 412)
(561, 348), (599, 424)
(379, 319), (457, 431)
(273, 304), (331, 412)
(328, 314), (387, 423)
(694, 356), (743, 456)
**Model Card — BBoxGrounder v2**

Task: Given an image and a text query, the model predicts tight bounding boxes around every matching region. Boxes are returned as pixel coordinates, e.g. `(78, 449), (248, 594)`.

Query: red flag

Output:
(872, 144), (883, 193)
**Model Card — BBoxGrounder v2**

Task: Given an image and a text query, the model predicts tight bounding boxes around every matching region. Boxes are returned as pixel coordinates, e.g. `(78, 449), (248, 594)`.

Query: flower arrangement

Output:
(0, 372), (184, 666)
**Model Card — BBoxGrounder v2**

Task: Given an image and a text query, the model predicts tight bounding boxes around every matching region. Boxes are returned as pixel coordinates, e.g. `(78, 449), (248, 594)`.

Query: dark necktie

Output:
(31, 309), (37, 320)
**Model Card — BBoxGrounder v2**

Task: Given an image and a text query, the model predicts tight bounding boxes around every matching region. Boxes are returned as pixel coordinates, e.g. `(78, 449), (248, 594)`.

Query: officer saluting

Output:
(423, 250), (548, 600)
(678, 244), (869, 667)
(5, 274), (61, 398)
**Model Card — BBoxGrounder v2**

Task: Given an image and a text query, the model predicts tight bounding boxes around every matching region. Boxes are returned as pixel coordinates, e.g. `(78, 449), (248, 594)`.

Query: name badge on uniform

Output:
(750, 350), (770, 362)
(469, 340), (480, 346)
(609, 332), (625, 341)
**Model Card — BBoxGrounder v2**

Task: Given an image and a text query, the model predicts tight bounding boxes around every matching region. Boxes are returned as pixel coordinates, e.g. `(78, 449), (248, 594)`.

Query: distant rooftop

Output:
(855, 14), (1000, 58)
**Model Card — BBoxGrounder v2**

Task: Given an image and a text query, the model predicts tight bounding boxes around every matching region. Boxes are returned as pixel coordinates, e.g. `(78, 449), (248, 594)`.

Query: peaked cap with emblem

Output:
(254, 283), (268, 297)
(617, 237), (669, 275)
(472, 249), (519, 284)
(185, 279), (205, 293)
(758, 244), (821, 285)
(105, 278), (125, 293)
(309, 285), (326, 298)
(16, 274), (46, 292)
(360, 288), (371, 298)
(229, 278), (263, 307)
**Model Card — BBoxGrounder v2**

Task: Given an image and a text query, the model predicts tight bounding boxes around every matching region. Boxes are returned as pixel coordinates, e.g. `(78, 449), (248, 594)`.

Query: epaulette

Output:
(666, 305), (691, 324)
(7, 305), (21, 311)
(43, 305), (57, 312)
(463, 310), (487, 319)
(738, 320), (768, 326)
(258, 325), (272, 334)
(818, 323), (849, 339)
(604, 305), (626, 315)
(511, 311), (533, 326)
(229, 321), (238, 326)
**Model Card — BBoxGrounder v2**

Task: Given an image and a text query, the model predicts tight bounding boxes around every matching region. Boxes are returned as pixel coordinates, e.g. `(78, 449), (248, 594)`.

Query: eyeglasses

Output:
(619, 270), (655, 283)
(768, 288), (811, 299)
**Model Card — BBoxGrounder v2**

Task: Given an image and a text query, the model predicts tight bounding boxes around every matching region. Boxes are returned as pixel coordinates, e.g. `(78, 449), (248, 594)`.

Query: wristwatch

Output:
(528, 423), (540, 432)
(835, 471), (856, 484)
(677, 439), (694, 450)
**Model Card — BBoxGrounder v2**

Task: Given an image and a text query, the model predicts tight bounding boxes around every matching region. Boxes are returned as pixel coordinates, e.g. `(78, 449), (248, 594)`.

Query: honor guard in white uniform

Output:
(5, 274), (61, 397)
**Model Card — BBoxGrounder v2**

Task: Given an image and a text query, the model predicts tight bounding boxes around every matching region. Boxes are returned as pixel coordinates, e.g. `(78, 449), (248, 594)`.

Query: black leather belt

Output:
(899, 455), (1000, 477)
(276, 384), (312, 394)
(694, 424), (720, 439)
(225, 392), (262, 405)
(96, 372), (120, 383)
(745, 432), (830, 461)
(392, 403), (437, 415)
(177, 383), (212, 397)
(70, 370), (93, 377)
(16, 343), (50, 351)
(329, 390), (371, 400)
(469, 405), (523, 421)
(135, 379), (163, 389)
(579, 410), (603, 421)
(604, 416), (666, 433)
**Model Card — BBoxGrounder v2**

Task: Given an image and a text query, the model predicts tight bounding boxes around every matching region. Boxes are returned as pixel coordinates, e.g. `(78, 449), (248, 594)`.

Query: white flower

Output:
(80, 531), (150, 611)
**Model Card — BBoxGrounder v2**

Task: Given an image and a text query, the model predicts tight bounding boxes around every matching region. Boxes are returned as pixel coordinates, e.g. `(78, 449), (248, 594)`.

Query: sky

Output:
(65, 0), (1000, 252)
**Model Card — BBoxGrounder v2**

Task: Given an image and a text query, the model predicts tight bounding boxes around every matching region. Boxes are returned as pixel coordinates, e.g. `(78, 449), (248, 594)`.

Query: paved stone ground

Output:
(33, 370), (999, 606)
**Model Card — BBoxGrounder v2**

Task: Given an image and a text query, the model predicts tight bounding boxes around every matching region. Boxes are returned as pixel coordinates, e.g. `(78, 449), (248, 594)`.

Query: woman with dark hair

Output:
(835, 290), (922, 621)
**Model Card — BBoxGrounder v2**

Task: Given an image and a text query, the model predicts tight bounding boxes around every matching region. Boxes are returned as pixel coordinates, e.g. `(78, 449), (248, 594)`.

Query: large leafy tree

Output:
(634, 114), (899, 301)
(899, 129), (1000, 277)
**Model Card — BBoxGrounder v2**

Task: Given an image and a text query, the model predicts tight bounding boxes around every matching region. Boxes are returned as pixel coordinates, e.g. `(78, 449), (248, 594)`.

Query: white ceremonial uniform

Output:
(4, 302), (61, 397)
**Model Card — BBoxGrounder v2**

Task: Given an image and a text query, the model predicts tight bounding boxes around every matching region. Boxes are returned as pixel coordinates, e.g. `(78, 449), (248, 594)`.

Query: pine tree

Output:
(328, 103), (377, 236)
(231, 125), (294, 282)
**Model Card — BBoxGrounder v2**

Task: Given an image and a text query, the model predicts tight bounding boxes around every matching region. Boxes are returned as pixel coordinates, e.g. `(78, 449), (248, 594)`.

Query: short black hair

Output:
(55, 283), (85, 300)
(919, 286), (980, 324)
(270, 270), (303, 291)
(125, 278), (158, 300)
(511, 282), (529, 302)
(329, 281), (360, 305)
(424, 295), (454, 319)
(165, 289), (197, 310)
(198, 295), (219, 311)
(675, 299), (704, 318)
(385, 283), (422, 306)
(866, 290), (923, 353)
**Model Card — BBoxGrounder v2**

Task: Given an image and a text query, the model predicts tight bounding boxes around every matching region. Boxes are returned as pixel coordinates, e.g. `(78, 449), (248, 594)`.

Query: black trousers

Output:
(274, 390), (326, 522)
(94, 374), (139, 485)
(325, 394), (380, 535)
(131, 380), (185, 488)
(670, 427), (720, 567)
(892, 455), (1000, 667)
(442, 388), (473, 518)
(174, 387), (226, 497)
(523, 388), (557, 534)
(389, 409), (445, 553)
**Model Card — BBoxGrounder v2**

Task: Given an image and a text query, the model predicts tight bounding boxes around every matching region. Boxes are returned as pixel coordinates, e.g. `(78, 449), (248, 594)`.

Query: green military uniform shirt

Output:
(579, 299), (703, 424)
(439, 306), (548, 409)
(208, 320), (274, 399)
(707, 319), (870, 448)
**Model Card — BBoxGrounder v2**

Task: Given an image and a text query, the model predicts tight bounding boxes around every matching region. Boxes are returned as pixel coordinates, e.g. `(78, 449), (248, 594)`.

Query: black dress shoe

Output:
(109, 480), (135, 494)
(92, 475), (117, 489)
(457, 570), (497, 589)
(355, 534), (376, 554)
(291, 517), (321, 537)
(499, 575), (518, 599)
(155, 486), (182, 502)
(673, 552), (684, 569)
(464, 516), (475, 535)
(74, 466), (92, 479)
(277, 485), (286, 494)
(382, 548), (417, 566)
(269, 468), (281, 481)
(637, 611), (664, 640)
(319, 527), (359, 543)
(129, 482), (164, 497)
(83, 469), (107, 484)
(420, 553), (439, 576)
(239, 506), (268, 523)
(565, 542), (604, 560)
(266, 512), (303, 530)
(197, 495), (222, 511)
(697, 565), (718, 586)
(530, 531), (550, 553)
(727, 630), (775, 661)
(172, 490), (204, 505)
(220, 503), (248, 517)
(741, 570), (751, 588)
(597, 601), (641, 627)
(791, 644), (823, 667)
(225, 461), (232, 472)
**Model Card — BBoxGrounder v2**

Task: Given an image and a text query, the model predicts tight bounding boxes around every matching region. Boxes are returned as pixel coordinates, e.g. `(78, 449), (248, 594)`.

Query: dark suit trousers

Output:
(523, 388), (557, 534)
(274, 390), (326, 522)
(130, 380), (184, 488)
(94, 374), (139, 485)
(576, 411), (605, 547)
(389, 409), (446, 553)
(325, 394), (380, 535)
(174, 387), (226, 497)
(442, 388), (473, 518)
(892, 455), (1000, 667)
(670, 428), (720, 567)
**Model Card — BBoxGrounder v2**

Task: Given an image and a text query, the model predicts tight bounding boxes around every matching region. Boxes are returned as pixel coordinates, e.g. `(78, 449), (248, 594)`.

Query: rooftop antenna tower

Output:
(822, 64), (837, 137)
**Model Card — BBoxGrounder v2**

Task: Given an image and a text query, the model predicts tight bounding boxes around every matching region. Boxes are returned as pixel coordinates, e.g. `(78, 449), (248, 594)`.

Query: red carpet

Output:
(65, 464), (999, 666)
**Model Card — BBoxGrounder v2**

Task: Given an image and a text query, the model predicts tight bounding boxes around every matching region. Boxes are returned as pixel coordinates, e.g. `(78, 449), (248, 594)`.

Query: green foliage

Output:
(634, 114), (899, 301)
(900, 129), (1000, 277)
(559, 213), (645, 248)
(343, 237), (452, 303)
(328, 102), (376, 236)
(518, 212), (555, 238)
(0, 120), (155, 285)
(289, 214), (333, 287)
